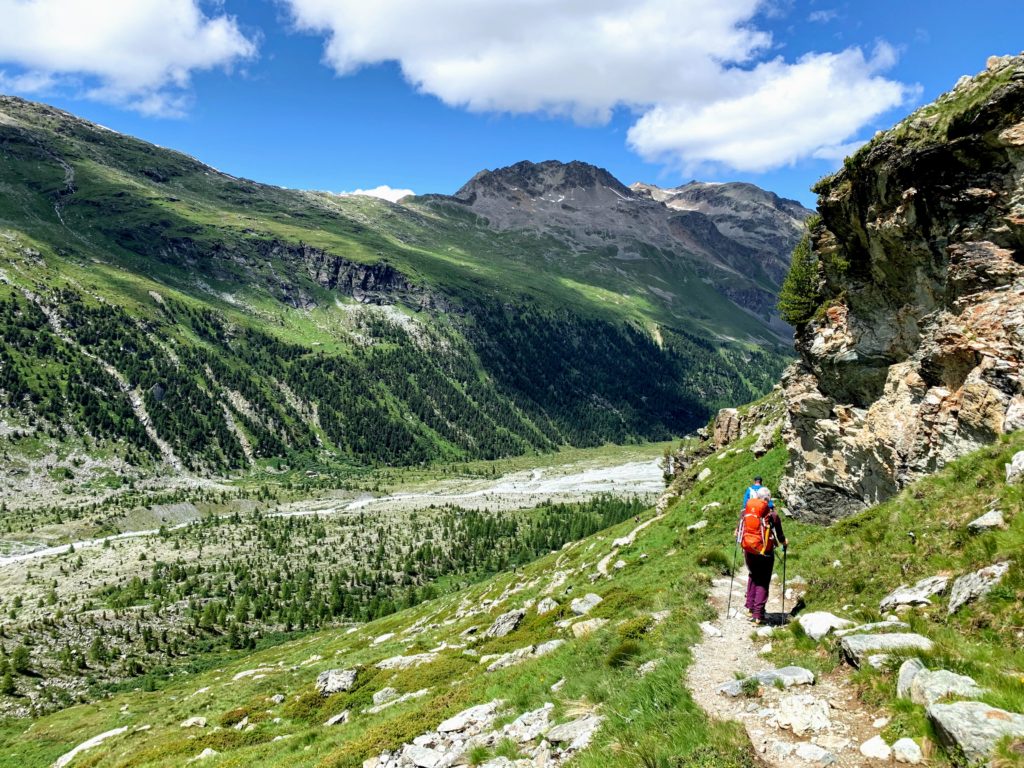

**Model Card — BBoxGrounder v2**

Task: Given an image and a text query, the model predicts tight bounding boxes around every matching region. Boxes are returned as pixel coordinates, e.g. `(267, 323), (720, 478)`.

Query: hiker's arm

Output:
(771, 512), (788, 549)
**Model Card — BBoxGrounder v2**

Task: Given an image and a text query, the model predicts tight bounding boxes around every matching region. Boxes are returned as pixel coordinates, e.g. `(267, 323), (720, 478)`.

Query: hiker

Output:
(739, 487), (787, 625)
(741, 476), (765, 508)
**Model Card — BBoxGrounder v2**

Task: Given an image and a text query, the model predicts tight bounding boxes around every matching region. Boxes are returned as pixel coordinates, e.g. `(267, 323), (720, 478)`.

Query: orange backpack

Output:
(740, 497), (774, 555)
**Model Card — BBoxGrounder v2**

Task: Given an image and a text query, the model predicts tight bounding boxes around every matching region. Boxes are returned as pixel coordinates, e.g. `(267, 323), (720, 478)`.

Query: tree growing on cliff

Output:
(777, 225), (820, 327)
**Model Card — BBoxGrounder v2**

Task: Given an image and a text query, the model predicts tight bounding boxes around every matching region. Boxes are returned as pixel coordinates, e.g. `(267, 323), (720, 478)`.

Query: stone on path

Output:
(897, 658), (926, 699)
(928, 701), (1024, 765)
(794, 741), (836, 765)
(948, 561), (1010, 614)
(570, 593), (603, 616)
(1006, 450), (1024, 483)
(840, 633), (933, 667)
(797, 611), (855, 641)
(776, 693), (831, 736)
(485, 609), (525, 638)
(892, 737), (923, 764)
(879, 575), (949, 611)
(967, 509), (1005, 532)
(860, 735), (892, 760)
(316, 668), (358, 696)
(699, 621), (723, 638)
(717, 666), (815, 697)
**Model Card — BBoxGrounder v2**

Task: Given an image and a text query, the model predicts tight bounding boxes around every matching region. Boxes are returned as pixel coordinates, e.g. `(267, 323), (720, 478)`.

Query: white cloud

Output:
(284, 0), (914, 171)
(337, 185), (415, 203)
(808, 9), (839, 23)
(0, 0), (256, 116)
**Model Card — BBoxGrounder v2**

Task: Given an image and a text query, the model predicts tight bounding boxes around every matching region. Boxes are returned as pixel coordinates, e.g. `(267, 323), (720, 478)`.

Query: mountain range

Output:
(0, 95), (808, 500)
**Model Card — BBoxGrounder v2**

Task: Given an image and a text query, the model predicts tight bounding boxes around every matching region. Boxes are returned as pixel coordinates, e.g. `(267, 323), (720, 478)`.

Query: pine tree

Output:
(778, 225), (821, 326)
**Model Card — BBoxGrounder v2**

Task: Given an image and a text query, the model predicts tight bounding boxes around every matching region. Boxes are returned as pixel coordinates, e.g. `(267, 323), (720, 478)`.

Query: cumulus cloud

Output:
(0, 0), (256, 116)
(337, 185), (415, 203)
(284, 0), (914, 171)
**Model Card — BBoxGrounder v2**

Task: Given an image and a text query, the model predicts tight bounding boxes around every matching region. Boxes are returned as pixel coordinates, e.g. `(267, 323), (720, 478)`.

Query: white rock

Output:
(485, 609), (525, 638)
(892, 737), (923, 764)
(372, 632), (395, 646)
(776, 694), (832, 736)
(570, 593), (603, 616)
(759, 643), (773, 656)
(697, 468), (712, 482)
(1005, 450), (1024, 483)
(860, 735), (891, 760)
(316, 668), (358, 696)
(794, 742), (835, 765)
(192, 748), (219, 762)
(613, 559), (627, 570)
(879, 575), (949, 611)
(402, 744), (444, 768)
(550, 678), (566, 692)
(897, 658), (926, 699)
(967, 509), (1005, 532)
(637, 660), (662, 676)
(372, 687), (399, 706)
(545, 714), (604, 750)
(797, 612), (855, 641)
(180, 717), (207, 728)
(687, 520), (708, 532)
(909, 668), (984, 705)
(375, 653), (437, 670)
(699, 621), (722, 638)
(324, 710), (349, 726)
(872, 717), (889, 728)
(437, 700), (504, 733)
(536, 597), (559, 616)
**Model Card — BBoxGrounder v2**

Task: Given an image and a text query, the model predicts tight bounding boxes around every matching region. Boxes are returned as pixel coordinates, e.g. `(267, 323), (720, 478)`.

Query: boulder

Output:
(372, 687), (399, 706)
(485, 609), (525, 638)
(776, 694), (832, 736)
(879, 575), (949, 611)
(713, 408), (742, 446)
(892, 737), (923, 764)
(545, 714), (604, 750)
(840, 634), (933, 667)
(909, 668), (984, 706)
(402, 744), (444, 768)
(503, 703), (553, 743)
(324, 710), (349, 726)
(928, 701), (1024, 765)
(967, 509), (1005, 532)
(897, 658), (926, 699)
(797, 612), (855, 641)
(948, 561), (1010, 614)
(860, 735), (892, 760)
(180, 717), (207, 728)
(533, 639), (566, 657)
(536, 597), (559, 616)
(571, 618), (609, 638)
(316, 668), (358, 696)
(570, 593), (603, 615)
(437, 700), (503, 733)
(1006, 450), (1024, 484)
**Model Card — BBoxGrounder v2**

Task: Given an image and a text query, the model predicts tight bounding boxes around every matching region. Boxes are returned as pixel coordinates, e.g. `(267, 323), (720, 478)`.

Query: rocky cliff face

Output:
(781, 54), (1024, 522)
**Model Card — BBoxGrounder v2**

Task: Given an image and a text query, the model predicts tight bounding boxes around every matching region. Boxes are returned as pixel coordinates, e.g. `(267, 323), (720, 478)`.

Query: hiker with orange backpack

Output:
(738, 487), (787, 625)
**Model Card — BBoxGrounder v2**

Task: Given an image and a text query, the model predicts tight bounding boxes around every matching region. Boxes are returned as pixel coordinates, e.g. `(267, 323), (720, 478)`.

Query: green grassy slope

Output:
(0, 95), (789, 491)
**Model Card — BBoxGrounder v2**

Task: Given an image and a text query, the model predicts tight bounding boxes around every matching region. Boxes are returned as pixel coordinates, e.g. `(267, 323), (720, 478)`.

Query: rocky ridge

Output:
(781, 53), (1024, 521)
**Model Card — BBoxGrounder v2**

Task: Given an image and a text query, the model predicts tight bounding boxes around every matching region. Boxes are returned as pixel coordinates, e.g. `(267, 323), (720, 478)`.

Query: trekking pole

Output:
(781, 546), (788, 617)
(725, 538), (738, 620)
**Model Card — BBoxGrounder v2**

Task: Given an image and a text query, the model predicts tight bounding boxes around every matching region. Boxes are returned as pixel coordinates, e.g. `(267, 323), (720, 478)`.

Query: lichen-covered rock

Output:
(948, 561), (1010, 614)
(928, 701), (1024, 765)
(316, 668), (358, 696)
(780, 55), (1024, 521)
(484, 609), (525, 638)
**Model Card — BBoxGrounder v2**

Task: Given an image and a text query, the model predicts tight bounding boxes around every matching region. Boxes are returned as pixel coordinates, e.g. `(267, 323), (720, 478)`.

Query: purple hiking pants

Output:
(744, 551), (775, 621)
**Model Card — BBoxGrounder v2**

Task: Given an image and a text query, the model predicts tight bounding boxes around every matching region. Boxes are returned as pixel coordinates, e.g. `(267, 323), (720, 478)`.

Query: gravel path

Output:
(687, 576), (882, 767)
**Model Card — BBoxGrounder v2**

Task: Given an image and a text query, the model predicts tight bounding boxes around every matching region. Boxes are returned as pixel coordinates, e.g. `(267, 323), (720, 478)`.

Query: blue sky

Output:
(0, 1), (1021, 206)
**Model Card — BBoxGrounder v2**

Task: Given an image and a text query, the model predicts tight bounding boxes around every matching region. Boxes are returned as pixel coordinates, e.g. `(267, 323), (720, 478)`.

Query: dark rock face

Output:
(781, 54), (1024, 522)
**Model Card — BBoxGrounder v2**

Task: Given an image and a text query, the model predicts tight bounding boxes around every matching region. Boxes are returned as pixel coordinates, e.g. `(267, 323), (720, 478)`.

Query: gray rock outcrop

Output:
(948, 561), (1010, 614)
(840, 634), (934, 667)
(779, 55), (1024, 521)
(879, 576), (949, 611)
(315, 668), (358, 697)
(928, 701), (1024, 765)
(967, 509), (1006, 532)
(484, 609), (525, 638)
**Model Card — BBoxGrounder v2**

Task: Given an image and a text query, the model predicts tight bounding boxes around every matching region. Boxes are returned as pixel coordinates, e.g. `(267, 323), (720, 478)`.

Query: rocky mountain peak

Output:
(455, 160), (634, 202)
(780, 53), (1024, 521)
